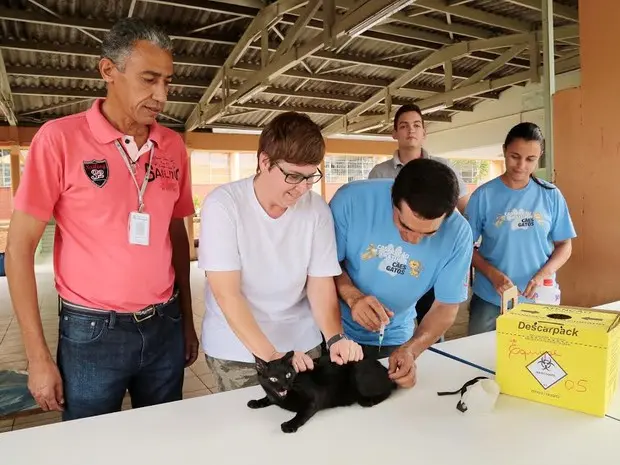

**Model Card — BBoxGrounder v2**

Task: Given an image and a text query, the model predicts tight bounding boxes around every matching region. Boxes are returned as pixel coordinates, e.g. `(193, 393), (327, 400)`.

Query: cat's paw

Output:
(281, 421), (299, 433)
(247, 399), (262, 409)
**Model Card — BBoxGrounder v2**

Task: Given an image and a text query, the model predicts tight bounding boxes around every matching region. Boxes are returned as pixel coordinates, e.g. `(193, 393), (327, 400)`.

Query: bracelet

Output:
(326, 333), (346, 350)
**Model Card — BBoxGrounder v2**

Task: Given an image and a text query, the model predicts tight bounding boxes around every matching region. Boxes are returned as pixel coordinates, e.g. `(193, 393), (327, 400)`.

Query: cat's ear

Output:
(283, 351), (295, 362)
(255, 356), (268, 374)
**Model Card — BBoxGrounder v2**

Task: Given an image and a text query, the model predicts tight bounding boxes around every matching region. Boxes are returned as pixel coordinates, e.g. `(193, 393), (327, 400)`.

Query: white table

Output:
(1, 344), (619, 465)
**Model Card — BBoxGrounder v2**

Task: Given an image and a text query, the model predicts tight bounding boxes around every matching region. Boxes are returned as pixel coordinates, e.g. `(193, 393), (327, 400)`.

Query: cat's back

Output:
(308, 356), (357, 382)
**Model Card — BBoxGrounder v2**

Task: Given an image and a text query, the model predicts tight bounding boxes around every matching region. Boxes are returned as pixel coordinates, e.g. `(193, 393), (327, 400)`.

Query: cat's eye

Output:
(269, 377), (278, 383)
(285, 373), (292, 379)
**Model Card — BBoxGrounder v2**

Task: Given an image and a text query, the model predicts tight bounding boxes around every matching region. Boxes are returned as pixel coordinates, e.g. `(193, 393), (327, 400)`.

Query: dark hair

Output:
(503, 122), (554, 190)
(393, 104), (424, 130)
(391, 158), (459, 220)
(257, 112), (325, 172)
(102, 18), (173, 71)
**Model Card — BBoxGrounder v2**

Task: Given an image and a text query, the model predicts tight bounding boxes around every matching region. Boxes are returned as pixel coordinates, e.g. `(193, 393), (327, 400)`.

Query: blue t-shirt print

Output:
(465, 177), (577, 306)
(360, 243), (423, 279)
(330, 179), (473, 347)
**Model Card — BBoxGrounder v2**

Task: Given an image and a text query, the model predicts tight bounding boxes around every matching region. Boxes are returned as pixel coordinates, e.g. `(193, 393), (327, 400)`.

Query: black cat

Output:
(247, 351), (397, 433)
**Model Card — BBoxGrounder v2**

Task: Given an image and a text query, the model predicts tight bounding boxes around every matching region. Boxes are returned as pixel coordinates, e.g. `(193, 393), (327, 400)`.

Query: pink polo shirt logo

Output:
(146, 154), (180, 193)
(83, 159), (110, 188)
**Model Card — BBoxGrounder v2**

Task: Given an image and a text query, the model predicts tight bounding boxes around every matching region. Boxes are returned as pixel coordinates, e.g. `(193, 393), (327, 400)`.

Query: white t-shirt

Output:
(198, 176), (342, 363)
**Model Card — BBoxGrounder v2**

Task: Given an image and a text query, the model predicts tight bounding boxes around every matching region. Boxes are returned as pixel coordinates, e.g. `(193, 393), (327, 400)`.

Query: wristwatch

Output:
(326, 333), (346, 350)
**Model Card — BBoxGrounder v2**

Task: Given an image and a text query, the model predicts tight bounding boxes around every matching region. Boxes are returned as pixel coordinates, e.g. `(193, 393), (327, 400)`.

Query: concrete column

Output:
(541, 0), (556, 181)
(554, 0), (620, 306)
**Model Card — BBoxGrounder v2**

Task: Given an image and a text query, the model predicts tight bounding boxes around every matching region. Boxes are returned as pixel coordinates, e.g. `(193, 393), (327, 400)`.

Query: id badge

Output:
(129, 211), (150, 246)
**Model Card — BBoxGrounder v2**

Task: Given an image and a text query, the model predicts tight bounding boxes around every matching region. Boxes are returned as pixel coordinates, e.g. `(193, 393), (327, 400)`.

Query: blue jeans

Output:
(468, 293), (501, 336)
(56, 296), (185, 421)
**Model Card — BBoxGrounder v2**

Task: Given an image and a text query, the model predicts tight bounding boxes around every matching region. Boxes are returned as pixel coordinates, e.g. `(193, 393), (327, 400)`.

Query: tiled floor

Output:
(0, 253), (470, 434)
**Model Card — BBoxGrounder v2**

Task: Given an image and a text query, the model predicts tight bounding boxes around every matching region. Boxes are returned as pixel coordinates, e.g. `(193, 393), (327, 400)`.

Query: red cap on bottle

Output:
(543, 279), (554, 286)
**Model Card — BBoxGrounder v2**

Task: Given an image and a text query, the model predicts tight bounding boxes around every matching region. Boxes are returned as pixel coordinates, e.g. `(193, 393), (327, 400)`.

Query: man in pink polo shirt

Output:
(5, 18), (198, 421)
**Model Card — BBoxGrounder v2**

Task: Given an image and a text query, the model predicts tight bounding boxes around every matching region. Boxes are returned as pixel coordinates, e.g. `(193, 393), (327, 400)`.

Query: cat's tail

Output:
(352, 359), (397, 398)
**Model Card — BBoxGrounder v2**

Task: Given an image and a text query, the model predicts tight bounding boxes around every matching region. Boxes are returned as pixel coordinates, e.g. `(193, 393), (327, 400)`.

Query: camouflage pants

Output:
(205, 345), (323, 393)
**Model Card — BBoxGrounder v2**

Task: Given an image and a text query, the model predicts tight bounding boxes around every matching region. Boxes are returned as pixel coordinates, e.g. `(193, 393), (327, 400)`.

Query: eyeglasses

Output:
(274, 162), (323, 185)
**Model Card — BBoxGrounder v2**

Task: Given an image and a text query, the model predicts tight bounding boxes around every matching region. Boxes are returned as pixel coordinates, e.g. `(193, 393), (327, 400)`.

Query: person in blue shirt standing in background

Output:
(465, 122), (576, 336)
(330, 158), (473, 388)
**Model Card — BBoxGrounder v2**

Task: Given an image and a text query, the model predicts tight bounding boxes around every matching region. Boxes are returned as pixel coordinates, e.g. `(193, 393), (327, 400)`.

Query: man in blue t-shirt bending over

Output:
(330, 158), (473, 389)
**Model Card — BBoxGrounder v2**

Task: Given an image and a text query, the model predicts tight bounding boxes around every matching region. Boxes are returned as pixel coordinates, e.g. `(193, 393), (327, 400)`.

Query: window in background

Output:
(450, 159), (490, 185)
(0, 150), (11, 188)
(325, 155), (385, 183)
(323, 154), (390, 202)
(239, 152), (257, 179)
(190, 151), (233, 240)
(191, 151), (231, 185)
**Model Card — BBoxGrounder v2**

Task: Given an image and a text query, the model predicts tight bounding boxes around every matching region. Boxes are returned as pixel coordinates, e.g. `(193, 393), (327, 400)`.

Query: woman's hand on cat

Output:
(350, 295), (394, 332)
(388, 347), (417, 388)
(272, 351), (315, 372)
(329, 338), (364, 365)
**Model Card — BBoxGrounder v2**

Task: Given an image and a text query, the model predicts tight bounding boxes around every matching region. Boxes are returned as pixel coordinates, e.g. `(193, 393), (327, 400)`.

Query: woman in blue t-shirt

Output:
(465, 122), (577, 335)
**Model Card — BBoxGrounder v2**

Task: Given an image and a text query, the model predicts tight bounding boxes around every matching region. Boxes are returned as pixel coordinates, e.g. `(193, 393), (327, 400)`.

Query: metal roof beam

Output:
(184, 0), (307, 120)
(321, 29), (573, 134)
(141, 0), (552, 69)
(10, 82), (472, 119)
(7, 65), (481, 111)
(138, 0), (261, 17)
(4, 65), (212, 88)
(0, 5), (571, 74)
(18, 97), (94, 116)
(416, 0), (532, 33)
(416, 0), (578, 46)
(0, 52), (17, 125)
(186, 0), (415, 130)
(404, 53), (580, 112)
(0, 42), (449, 94)
(232, 101), (346, 116)
(27, 0), (102, 43)
(271, 0), (322, 63)
(2, 37), (529, 78)
(454, 43), (528, 89)
(11, 86), (197, 104)
(505, 1), (579, 22)
(415, 71), (531, 111)
(0, 6), (274, 47)
(2, 45), (502, 101)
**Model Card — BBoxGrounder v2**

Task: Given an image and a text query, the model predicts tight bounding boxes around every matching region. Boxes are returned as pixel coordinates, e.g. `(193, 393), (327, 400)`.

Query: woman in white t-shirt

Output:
(198, 112), (363, 392)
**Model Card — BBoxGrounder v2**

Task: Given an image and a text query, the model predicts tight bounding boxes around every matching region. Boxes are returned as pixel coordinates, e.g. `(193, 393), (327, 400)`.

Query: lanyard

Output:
(114, 140), (154, 212)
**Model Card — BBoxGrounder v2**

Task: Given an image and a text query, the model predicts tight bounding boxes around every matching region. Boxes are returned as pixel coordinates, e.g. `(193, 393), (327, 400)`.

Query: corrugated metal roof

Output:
(465, 0), (575, 26)
(421, 11), (509, 37)
(0, 0), (580, 135)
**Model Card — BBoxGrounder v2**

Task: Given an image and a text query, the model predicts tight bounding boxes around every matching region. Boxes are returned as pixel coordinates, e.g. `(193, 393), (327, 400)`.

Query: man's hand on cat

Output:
(272, 351), (315, 372)
(329, 339), (364, 365)
(388, 347), (417, 388)
(350, 295), (394, 332)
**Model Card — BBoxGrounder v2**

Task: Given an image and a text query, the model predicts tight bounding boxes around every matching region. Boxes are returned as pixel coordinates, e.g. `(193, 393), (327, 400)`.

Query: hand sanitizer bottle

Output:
(533, 278), (561, 305)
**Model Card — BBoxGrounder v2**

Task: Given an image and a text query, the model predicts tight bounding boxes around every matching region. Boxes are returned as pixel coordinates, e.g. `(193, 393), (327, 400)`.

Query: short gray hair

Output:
(101, 18), (173, 70)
